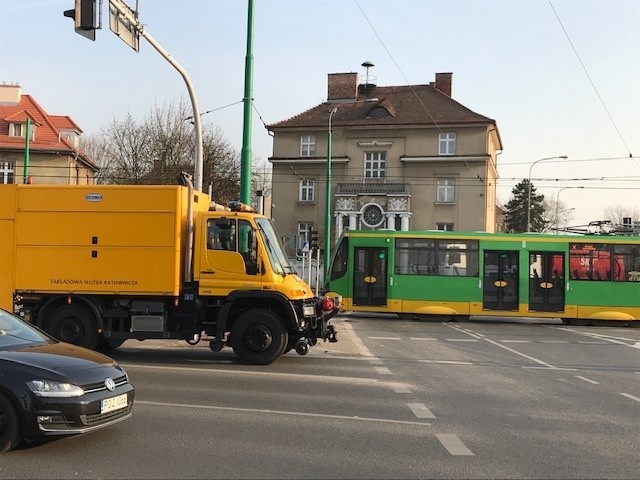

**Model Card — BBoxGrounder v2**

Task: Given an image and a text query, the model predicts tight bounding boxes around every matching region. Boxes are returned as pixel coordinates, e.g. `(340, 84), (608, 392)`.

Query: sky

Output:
(1, 0), (639, 227)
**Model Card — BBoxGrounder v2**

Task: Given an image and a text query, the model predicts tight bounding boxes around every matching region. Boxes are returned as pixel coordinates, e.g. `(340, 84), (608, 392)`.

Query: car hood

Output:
(0, 342), (121, 382)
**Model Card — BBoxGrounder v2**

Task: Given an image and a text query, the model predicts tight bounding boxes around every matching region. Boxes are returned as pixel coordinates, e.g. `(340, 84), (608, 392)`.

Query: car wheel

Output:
(0, 394), (22, 453)
(49, 304), (99, 350)
(231, 309), (287, 365)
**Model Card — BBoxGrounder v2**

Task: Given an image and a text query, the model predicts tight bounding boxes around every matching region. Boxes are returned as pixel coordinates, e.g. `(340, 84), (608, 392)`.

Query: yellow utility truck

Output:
(0, 180), (338, 364)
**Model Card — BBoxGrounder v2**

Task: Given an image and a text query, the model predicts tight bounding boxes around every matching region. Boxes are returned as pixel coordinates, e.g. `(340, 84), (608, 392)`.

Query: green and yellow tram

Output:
(326, 230), (640, 325)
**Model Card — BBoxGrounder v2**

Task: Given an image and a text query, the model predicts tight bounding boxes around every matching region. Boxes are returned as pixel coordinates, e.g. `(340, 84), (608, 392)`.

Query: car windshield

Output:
(255, 218), (296, 276)
(0, 309), (53, 350)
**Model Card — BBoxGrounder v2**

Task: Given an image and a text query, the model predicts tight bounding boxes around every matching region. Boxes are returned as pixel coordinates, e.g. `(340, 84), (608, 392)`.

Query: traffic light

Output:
(64, 0), (98, 41)
(309, 229), (319, 251)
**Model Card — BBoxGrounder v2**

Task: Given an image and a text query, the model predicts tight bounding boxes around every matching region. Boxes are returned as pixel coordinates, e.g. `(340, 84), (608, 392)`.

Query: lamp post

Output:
(324, 106), (338, 284)
(323, 98), (378, 283)
(555, 186), (583, 233)
(527, 155), (568, 231)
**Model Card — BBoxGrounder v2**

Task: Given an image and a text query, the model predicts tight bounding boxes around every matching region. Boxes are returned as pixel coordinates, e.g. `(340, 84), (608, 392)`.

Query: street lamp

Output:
(555, 186), (583, 233)
(324, 98), (378, 283)
(527, 155), (568, 231)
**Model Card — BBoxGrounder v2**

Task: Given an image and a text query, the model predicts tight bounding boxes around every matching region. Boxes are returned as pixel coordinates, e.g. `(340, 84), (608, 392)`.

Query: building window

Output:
(365, 151), (386, 178)
(300, 135), (316, 157)
(0, 161), (15, 184)
(439, 132), (456, 155)
(436, 179), (455, 203)
(9, 123), (25, 137)
(299, 179), (315, 202)
(297, 222), (313, 250)
(437, 223), (454, 231)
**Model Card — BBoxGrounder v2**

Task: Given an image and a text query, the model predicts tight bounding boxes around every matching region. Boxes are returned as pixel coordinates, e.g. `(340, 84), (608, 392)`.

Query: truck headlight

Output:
(302, 304), (315, 317)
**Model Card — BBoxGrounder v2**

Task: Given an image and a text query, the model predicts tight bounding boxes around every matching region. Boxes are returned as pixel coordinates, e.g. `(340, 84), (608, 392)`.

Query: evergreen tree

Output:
(504, 179), (548, 232)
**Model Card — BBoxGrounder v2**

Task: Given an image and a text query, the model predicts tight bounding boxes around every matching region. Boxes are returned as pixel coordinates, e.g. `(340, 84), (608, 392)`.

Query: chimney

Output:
(0, 83), (22, 105)
(432, 72), (453, 97)
(327, 73), (358, 101)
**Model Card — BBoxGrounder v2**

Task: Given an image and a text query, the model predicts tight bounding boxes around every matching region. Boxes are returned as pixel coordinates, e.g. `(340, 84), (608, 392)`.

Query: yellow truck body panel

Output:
(0, 184), (210, 308)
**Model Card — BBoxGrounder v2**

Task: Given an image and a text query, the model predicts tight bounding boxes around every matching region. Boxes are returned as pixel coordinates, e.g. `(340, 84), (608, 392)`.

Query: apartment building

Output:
(0, 84), (96, 185)
(267, 71), (503, 251)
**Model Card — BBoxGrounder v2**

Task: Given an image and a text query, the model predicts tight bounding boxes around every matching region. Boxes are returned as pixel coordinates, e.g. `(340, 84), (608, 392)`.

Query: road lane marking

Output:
(136, 400), (431, 426)
(420, 360), (473, 365)
(435, 434), (474, 456)
(523, 367), (577, 371)
(620, 393), (640, 404)
(123, 364), (384, 385)
(446, 338), (478, 342)
(447, 324), (559, 369)
(501, 340), (532, 343)
(369, 358), (383, 365)
(556, 328), (640, 349)
(374, 366), (392, 375)
(408, 403), (436, 419)
(390, 383), (412, 394)
(410, 337), (438, 341)
(575, 375), (599, 385)
(540, 340), (569, 344)
(369, 336), (402, 340)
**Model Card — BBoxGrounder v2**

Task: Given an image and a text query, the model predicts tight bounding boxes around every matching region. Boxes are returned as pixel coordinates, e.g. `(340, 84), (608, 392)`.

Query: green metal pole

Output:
(23, 117), (30, 183)
(239, 0), (254, 204)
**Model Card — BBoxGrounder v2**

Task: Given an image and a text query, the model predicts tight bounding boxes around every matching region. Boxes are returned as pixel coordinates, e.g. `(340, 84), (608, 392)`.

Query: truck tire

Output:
(0, 394), (21, 453)
(231, 309), (287, 365)
(48, 304), (99, 350)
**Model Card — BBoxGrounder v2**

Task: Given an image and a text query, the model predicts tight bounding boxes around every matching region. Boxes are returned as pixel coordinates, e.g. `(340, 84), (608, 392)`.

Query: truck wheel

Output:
(49, 304), (99, 350)
(231, 309), (287, 365)
(0, 394), (21, 453)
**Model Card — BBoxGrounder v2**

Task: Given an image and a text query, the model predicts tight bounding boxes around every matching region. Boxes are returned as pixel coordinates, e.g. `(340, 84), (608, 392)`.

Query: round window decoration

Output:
(361, 203), (384, 228)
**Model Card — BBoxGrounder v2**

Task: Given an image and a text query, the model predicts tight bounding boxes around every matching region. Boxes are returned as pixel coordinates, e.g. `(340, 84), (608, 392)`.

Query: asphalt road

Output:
(1, 314), (638, 479)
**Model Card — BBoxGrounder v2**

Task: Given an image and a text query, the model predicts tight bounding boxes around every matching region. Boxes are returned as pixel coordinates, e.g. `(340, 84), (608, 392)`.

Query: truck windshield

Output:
(255, 218), (296, 276)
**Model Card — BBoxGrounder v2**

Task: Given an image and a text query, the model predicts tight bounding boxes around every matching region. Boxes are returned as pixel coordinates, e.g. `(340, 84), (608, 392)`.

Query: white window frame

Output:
(364, 151), (386, 178)
(0, 161), (15, 184)
(299, 179), (315, 202)
(439, 132), (456, 156)
(436, 223), (454, 231)
(300, 135), (316, 157)
(436, 178), (455, 203)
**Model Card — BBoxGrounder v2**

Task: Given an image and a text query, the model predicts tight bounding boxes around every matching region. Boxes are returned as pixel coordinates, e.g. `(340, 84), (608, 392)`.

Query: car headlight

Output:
(27, 380), (84, 397)
(302, 304), (315, 317)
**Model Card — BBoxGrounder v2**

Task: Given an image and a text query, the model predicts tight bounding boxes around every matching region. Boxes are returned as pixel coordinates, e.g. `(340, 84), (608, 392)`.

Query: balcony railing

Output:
(336, 183), (408, 194)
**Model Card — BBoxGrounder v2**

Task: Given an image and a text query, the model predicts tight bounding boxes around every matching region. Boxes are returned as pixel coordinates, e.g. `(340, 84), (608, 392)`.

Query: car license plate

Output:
(101, 393), (128, 414)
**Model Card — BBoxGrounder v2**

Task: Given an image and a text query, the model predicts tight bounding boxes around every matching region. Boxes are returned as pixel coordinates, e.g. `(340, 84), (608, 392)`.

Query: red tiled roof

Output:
(0, 93), (96, 170)
(267, 83), (496, 130)
(50, 115), (82, 132)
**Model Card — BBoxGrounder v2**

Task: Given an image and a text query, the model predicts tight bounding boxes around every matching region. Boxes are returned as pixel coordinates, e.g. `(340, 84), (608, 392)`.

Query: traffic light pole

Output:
(65, 0), (204, 192)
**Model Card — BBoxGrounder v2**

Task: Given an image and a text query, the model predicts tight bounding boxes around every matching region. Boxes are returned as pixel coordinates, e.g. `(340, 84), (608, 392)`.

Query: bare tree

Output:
(82, 102), (241, 195)
(541, 198), (575, 233)
(603, 204), (640, 226)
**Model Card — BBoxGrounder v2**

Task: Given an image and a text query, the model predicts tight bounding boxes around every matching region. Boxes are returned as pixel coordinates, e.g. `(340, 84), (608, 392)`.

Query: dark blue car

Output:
(0, 308), (134, 452)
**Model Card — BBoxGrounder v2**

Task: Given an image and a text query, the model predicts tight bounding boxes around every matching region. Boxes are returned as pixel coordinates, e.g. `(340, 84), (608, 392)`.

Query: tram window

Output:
(569, 243), (611, 281)
(612, 245), (640, 282)
(331, 238), (349, 280)
(395, 238), (435, 275)
(394, 238), (478, 276)
(436, 240), (479, 277)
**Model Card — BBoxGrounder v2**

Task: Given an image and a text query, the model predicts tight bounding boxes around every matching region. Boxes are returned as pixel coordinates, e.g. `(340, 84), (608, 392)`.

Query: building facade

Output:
(0, 84), (97, 185)
(267, 71), (503, 253)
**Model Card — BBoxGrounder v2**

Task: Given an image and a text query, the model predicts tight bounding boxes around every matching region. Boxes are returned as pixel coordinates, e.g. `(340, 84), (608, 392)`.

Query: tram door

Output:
(528, 252), (565, 312)
(483, 250), (519, 310)
(353, 247), (387, 306)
